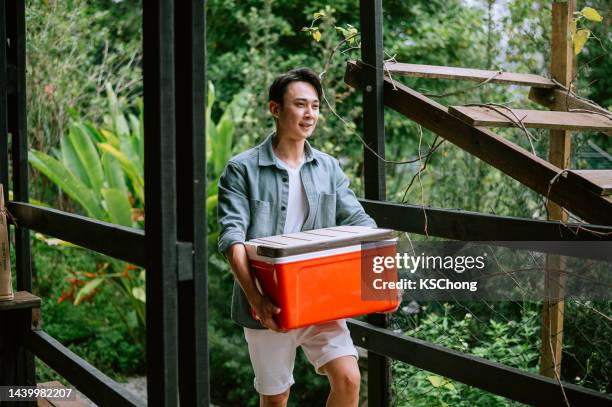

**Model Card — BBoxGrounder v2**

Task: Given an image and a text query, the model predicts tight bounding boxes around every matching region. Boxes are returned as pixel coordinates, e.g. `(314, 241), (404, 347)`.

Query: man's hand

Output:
(252, 295), (288, 333)
(226, 243), (288, 332)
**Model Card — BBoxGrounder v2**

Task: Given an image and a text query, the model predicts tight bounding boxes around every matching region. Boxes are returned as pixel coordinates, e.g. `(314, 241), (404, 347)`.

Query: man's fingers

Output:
(264, 301), (281, 314)
(264, 317), (285, 332)
(259, 314), (288, 333)
(266, 318), (279, 330)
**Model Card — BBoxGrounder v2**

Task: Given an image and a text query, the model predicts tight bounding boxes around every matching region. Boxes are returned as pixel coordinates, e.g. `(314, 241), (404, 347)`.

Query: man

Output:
(218, 68), (376, 406)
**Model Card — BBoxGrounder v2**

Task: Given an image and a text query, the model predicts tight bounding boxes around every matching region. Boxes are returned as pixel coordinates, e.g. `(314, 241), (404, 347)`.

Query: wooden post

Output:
(540, 0), (574, 379)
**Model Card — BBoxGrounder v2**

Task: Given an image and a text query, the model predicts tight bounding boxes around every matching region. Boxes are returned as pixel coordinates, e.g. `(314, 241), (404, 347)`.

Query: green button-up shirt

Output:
(217, 133), (376, 328)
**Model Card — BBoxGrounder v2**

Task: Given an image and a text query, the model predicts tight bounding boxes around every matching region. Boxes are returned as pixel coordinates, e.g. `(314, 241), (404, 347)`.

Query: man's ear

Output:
(269, 100), (280, 119)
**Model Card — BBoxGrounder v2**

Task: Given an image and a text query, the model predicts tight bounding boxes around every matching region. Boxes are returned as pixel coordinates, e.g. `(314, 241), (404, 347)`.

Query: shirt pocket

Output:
(247, 199), (273, 238)
(314, 193), (336, 229)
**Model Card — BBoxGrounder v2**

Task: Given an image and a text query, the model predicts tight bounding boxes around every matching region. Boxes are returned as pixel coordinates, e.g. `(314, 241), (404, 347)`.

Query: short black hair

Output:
(268, 68), (322, 106)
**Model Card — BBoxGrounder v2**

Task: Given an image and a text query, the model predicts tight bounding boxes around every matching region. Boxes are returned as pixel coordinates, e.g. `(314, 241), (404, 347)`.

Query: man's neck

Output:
(273, 132), (305, 168)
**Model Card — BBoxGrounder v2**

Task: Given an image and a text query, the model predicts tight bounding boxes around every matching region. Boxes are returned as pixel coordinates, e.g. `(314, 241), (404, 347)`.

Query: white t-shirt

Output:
(276, 158), (309, 234)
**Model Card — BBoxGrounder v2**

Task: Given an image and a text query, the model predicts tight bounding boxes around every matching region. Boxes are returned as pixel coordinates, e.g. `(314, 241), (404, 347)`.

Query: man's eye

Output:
(313, 105), (319, 110)
(296, 103), (304, 107)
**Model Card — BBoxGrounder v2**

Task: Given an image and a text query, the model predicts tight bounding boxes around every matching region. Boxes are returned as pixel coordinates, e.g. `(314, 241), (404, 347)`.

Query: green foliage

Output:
(26, 0), (142, 203)
(29, 84), (143, 227)
(205, 81), (249, 249)
(392, 303), (539, 406)
(31, 239), (145, 380)
(562, 300), (612, 393)
(29, 83), (147, 346)
(206, 82), (249, 182)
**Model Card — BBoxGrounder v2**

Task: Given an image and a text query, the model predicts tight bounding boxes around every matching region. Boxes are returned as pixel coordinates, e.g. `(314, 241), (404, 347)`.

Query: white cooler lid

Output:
(246, 225), (394, 258)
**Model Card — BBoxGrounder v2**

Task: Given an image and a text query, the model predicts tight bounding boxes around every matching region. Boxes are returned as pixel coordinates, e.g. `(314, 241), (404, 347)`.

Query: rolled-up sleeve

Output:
(217, 161), (250, 254)
(333, 159), (377, 228)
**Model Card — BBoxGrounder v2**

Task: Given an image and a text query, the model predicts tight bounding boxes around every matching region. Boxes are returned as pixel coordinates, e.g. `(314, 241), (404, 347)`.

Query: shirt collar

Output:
(258, 132), (317, 167)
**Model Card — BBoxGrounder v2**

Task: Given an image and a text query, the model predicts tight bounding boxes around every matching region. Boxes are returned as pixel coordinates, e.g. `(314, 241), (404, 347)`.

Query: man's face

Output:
(270, 81), (320, 141)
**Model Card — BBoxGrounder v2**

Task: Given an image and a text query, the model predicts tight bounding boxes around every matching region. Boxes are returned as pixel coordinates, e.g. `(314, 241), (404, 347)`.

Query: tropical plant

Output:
(26, 0), (142, 205)
(29, 83), (144, 227)
(29, 83), (147, 343)
(205, 81), (249, 246)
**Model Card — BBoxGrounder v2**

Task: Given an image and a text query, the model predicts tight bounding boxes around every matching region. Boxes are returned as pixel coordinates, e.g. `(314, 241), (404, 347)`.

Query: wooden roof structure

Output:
(345, 60), (612, 225)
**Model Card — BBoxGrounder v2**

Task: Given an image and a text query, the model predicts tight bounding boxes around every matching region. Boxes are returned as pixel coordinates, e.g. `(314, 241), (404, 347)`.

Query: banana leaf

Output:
(68, 124), (105, 195)
(100, 128), (121, 146)
(29, 150), (105, 219)
(206, 194), (218, 217)
(137, 98), (144, 169)
(102, 188), (133, 227)
(97, 143), (145, 203)
(101, 153), (128, 193)
(106, 82), (130, 137)
(60, 130), (92, 189)
(81, 121), (105, 144)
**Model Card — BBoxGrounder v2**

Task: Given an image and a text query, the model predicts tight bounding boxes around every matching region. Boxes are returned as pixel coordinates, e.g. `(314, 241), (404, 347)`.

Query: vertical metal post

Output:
(360, 1), (390, 406)
(174, 0), (209, 405)
(7, 0), (32, 292)
(143, 0), (179, 404)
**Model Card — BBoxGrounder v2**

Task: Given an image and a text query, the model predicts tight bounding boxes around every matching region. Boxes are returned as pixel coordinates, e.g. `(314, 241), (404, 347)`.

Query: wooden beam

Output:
(529, 87), (611, 115)
(37, 381), (91, 407)
(448, 105), (612, 133)
(0, 291), (40, 311)
(540, 0), (575, 380)
(567, 170), (612, 196)
(384, 62), (556, 88)
(345, 61), (612, 225)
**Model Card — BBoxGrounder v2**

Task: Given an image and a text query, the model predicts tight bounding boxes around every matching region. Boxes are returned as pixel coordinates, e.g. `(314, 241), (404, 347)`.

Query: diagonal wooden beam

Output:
(344, 60), (612, 225)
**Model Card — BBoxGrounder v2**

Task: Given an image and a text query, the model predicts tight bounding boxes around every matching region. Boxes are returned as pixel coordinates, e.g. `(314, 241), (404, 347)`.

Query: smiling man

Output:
(217, 68), (376, 406)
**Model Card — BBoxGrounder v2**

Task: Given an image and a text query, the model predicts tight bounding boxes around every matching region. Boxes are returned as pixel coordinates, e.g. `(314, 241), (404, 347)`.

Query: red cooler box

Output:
(245, 225), (399, 329)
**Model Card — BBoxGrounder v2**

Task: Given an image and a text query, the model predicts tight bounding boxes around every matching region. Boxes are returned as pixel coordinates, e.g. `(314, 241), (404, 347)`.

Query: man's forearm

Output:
(225, 243), (262, 307)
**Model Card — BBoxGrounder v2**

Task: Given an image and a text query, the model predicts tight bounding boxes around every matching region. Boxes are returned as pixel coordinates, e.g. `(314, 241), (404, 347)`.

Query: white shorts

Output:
(243, 319), (358, 395)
